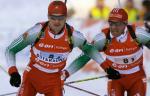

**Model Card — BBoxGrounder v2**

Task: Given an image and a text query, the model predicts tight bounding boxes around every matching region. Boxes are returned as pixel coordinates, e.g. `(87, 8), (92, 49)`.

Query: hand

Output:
(105, 67), (121, 80)
(61, 70), (70, 81)
(61, 70), (70, 87)
(10, 72), (21, 87)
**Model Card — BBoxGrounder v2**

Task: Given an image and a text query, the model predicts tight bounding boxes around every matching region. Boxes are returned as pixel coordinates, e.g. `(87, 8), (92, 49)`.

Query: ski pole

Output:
(65, 75), (107, 85)
(118, 0), (121, 8)
(1, 84), (102, 96)
(65, 84), (101, 96)
(0, 65), (8, 74)
(65, 0), (67, 4)
(0, 92), (17, 96)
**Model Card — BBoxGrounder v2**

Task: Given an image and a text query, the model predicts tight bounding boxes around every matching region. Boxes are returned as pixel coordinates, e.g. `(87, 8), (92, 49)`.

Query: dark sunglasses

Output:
(109, 21), (126, 26)
(49, 15), (66, 20)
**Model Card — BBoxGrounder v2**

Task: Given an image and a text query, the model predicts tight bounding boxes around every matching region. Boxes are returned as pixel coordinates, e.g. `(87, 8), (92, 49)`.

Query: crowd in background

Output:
(67, 0), (150, 24)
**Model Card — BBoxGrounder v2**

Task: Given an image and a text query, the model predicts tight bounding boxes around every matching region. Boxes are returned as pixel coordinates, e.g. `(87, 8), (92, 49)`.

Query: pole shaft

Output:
(0, 92), (17, 96)
(65, 75), (107, 85)
(65, 84), (101, 96)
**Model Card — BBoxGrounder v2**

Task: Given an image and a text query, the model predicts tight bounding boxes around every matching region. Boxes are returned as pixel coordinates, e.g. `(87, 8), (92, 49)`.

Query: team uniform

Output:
(5, 22), (86, 96)
(67, 25), (150, 96)
(61, 8), (150, 96)
(93, 26), (150, 96)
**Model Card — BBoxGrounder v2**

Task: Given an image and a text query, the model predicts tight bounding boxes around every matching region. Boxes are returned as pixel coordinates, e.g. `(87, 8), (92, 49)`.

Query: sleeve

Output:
(100, 58), (113, 70)
(5, 23), (42, 75)
(135, 27), (150, 48)
(66, 53), (91, 75)
(91, 32), (109, 70)
(72, 30), (86, 48)
(66, 31), (105, 75)
(92, 32), (106, 50)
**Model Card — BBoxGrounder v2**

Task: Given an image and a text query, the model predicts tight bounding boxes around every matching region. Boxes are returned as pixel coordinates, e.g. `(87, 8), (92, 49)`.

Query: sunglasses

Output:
(109, 21), (126, 26)
(49, 15), (66, 20)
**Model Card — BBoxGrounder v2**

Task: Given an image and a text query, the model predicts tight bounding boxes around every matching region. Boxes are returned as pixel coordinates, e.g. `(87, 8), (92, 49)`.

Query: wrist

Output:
(63, 70), (70, 78)
(61, 70), (70, 81)
(8, 66), (18, 75)
(100, 61), (110, 71)
(100, 59), (113, 70)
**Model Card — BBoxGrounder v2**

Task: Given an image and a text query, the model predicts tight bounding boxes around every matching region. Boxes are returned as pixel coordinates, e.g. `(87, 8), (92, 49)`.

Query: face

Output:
(109, 21), (127, 37)
(97, 0), (104, 8)
(48, 14), (66, 34)
(125, 0), (134, 9)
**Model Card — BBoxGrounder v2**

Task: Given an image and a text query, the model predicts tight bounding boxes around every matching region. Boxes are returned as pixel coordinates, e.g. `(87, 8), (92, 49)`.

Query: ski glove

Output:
(10, 72), (21, 87)
(105, 67), (121, 80)
(61, 70), (70, 86)
(61, 70), (70, 81)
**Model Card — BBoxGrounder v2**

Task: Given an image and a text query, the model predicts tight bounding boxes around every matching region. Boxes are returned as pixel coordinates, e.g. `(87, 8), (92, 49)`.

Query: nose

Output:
(111, 25), (118, 29)
(54, 20), (61, 26)
(54, 19), (60, 23)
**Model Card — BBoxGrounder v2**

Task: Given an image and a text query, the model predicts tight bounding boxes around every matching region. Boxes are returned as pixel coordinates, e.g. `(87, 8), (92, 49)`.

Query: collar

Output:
(48, 25), (66, 39)
(48, 31), (65, 39)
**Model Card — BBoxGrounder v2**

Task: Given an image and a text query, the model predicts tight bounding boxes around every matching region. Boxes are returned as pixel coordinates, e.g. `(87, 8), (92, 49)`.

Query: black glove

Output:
(10, 72), (21, 87)
(105, 67), (121, 80)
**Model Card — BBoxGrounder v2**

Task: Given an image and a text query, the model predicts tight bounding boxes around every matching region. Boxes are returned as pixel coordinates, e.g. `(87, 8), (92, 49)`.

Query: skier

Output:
(65, 8), (150, 96)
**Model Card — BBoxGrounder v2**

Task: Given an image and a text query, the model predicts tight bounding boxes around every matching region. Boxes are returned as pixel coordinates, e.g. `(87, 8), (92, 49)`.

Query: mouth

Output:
(112, 32), (120, 37)
(54, 24), (60, 27)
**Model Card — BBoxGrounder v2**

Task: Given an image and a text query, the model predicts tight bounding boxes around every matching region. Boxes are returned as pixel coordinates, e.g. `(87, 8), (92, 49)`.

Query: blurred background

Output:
(0, 0), (150, 96)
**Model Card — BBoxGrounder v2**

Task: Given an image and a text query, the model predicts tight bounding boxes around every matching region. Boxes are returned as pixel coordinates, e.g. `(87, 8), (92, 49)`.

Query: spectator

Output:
(89, 0), (110, 20)
(124, 0), (139, 23)
(141, 0), (150, 21)
(142, 0), (150, 14)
